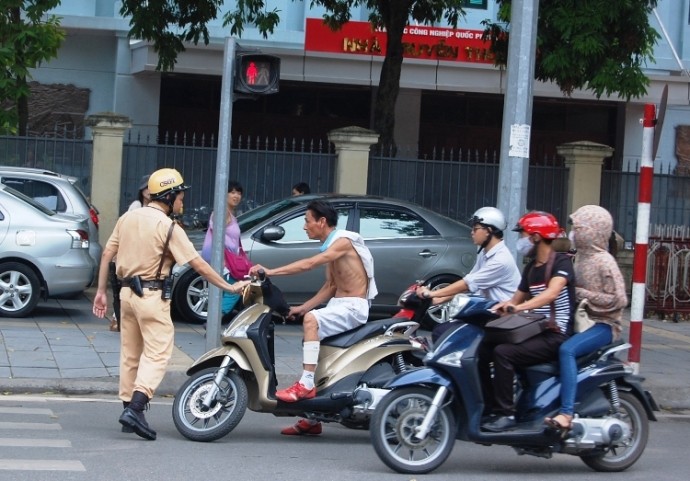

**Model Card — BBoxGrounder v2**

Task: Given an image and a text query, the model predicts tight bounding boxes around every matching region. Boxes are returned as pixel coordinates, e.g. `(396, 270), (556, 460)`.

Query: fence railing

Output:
(369, 146), (569, 226)
(2, 131), (689, 246)
(121, 133), (336, 215)
(601, 160), (690, 245)
(0, 130), (93, 193)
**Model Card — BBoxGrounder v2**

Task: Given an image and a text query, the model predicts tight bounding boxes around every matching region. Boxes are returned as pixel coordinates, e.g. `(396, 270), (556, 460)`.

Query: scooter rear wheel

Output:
(370, 387), (455, 474)
(579, 391), (649, 472)
(172, 367), (248, 442)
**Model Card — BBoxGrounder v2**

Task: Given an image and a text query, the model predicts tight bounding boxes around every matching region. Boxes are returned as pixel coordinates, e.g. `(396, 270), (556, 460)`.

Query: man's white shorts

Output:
(311, 297), (369, 339)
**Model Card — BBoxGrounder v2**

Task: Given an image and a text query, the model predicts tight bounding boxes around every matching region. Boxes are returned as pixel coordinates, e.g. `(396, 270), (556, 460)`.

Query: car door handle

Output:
(418, 250), (437, 258)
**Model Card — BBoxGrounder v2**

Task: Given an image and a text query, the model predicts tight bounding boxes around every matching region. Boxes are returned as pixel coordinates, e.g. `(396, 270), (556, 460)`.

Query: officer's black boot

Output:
(119, 391), (157, 440)
(121, 401), (134, 433)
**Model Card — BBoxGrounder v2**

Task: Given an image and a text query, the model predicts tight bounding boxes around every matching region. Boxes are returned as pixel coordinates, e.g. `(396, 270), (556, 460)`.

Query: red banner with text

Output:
(305, 18), (494, 64)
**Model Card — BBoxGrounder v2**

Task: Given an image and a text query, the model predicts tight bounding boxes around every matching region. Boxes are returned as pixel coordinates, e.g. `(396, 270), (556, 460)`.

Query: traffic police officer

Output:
(92, 168), (246, 440)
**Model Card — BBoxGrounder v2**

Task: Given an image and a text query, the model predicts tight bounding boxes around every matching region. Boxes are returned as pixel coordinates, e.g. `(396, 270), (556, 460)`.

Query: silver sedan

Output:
(172, 194), (477, 324)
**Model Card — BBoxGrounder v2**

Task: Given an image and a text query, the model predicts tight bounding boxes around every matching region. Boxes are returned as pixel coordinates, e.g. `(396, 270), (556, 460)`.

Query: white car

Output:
(0, 166), (102, 272)
(0, 184), (95, 317)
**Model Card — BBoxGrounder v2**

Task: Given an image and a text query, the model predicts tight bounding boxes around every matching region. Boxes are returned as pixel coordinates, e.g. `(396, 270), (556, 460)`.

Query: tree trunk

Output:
(10, 7), (28, 136)
(373, 3), (409, 151)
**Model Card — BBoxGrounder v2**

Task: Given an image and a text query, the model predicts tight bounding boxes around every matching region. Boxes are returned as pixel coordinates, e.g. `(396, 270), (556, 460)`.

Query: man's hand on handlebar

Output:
(249, 264), (269, 277)
(287, 305), (307, 323)
(491, 301), (518, 315)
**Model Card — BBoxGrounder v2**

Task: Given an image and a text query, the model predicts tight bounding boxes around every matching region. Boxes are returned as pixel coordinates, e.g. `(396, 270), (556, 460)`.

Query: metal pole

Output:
(496, 0), (540, 255)
(206, 37), (235, 351)
(628, 104), (656, 374)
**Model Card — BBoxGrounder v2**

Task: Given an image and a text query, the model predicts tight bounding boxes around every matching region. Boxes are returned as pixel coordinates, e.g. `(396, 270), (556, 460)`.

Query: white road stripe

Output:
(0, 407), (53, 416)
(0, 438), (71, 448)
(0, 460), (85, 471)
(0, 422), (61, 430)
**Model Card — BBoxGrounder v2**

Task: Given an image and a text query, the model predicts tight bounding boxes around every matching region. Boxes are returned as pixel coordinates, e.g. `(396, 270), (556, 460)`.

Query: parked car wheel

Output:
(421, 274), (462, 330)
(0, 262), (41, 318)
(173, 269), (208, 324)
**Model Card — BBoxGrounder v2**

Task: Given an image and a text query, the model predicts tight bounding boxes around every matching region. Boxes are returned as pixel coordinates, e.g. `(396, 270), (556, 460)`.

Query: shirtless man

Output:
(249, 200), (377, 434)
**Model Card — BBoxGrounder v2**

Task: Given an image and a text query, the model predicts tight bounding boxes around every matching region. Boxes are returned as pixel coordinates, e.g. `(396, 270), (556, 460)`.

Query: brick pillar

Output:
(86, 113), (131, 241)
(328, 126), (379, 194)
(557, 141), (613, 215)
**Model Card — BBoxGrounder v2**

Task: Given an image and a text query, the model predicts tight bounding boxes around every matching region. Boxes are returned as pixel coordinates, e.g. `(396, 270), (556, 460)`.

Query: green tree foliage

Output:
(120, 0), (467, 148)
(0, 1), (64, 135)
(483, 0), (660, 100)
(120, 1), (660, 147)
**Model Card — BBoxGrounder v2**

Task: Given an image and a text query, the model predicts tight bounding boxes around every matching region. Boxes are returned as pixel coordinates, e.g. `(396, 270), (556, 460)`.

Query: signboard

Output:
(305, 19), (494, 64)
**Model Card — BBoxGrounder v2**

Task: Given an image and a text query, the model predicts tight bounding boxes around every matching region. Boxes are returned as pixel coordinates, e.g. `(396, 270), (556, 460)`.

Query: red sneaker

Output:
(281, 419), (323, 436)
(275, 381), (316, 402)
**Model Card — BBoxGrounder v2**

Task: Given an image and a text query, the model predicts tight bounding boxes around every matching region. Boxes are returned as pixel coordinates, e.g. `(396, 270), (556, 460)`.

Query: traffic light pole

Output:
(206, 36), (236, 350)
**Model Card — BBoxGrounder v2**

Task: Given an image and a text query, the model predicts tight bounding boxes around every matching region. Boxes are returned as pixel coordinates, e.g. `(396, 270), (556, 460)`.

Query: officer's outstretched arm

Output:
(189, 257), (246, 293)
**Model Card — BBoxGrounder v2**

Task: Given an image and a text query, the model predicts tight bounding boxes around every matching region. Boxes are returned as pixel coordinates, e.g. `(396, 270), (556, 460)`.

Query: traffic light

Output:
(234, 54), (280, 95)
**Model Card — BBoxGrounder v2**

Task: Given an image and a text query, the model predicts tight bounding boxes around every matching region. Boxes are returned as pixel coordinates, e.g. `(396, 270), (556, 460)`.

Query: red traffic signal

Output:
(234, 54), (280, 95)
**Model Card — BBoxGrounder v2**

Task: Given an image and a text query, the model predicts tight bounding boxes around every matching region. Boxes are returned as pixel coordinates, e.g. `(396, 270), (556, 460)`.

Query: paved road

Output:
(0, 394), (688, 480)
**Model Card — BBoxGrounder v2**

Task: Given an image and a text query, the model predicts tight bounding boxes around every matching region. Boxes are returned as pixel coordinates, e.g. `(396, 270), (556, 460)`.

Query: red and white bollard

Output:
(628, 104), (656, 374)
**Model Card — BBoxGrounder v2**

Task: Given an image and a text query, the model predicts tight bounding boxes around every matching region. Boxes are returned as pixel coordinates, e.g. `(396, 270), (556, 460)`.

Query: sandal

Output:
(544, 413), (572, 436)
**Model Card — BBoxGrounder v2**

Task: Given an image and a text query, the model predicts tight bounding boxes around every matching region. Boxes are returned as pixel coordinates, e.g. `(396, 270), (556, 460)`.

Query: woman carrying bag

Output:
(544, 205), (628, 434)
(201, 181), (249, 322)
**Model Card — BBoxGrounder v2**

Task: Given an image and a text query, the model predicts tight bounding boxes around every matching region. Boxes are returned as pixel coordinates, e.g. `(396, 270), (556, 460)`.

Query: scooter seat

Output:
(321, 319), (399, 348)
(522, 339), (626, 376)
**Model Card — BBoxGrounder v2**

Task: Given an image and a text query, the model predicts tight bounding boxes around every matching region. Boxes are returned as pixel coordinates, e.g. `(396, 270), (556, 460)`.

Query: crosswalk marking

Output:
(0, 422), (61, 430)
(0, 406), (53, 416)
(0, 460), (85, 471)
(0, 438), (71, 448)
(0, 396), (94, 473)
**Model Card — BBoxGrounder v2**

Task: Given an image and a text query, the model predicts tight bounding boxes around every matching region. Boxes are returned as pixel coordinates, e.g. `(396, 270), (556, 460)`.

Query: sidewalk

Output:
(1, 290), (689, 411)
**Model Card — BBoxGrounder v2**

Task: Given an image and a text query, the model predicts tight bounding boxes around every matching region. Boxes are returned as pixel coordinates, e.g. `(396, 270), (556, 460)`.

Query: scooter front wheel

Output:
(370, 387), (455, 474)
(172, 367), (248, 442)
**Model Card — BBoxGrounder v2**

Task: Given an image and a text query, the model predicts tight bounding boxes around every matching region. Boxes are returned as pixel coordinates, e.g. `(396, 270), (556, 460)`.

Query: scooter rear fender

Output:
(619, 375), (659, 421)
(384, 367), (454, 390)
(185, 345), (251, 376)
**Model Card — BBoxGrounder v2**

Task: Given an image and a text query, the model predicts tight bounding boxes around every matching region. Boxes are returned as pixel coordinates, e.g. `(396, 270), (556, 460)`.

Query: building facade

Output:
(27, 0), (690, 172)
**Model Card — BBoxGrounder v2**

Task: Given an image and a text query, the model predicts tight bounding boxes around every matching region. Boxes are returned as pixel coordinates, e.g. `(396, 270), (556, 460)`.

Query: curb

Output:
(0, 372), (297, 399)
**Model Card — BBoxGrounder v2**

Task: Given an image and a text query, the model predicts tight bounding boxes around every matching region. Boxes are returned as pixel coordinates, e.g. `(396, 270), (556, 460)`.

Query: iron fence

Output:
(2, 131), (689, 245)
(122, 133), (336, 216)
(0, 130), (93, 193)
(368, 146), (569, 226)
(601, 160), (690, 245)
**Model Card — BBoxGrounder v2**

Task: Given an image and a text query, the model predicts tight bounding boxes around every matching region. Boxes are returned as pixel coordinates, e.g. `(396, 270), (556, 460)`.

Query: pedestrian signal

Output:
(234, 54), (280, 95)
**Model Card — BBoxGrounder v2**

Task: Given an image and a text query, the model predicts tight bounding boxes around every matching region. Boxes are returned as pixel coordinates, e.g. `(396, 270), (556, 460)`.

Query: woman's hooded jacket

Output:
(570, 205), (628, 338)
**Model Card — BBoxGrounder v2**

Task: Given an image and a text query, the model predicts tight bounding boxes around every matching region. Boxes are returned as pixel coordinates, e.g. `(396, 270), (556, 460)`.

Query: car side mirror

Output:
(261, 225), (285, 242)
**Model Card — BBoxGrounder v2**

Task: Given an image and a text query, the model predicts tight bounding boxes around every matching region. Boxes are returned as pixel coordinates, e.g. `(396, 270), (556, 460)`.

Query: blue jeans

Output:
(558, 323), (613, 415)
(222, 274), (240, 315)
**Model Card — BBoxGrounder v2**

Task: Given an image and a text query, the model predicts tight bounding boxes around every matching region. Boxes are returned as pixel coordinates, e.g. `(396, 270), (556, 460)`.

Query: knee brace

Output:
(303, 341), (320, 365)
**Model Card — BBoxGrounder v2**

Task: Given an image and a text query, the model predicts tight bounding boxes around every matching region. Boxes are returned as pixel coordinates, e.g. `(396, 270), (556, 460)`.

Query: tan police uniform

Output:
(106, 203), (199, 402)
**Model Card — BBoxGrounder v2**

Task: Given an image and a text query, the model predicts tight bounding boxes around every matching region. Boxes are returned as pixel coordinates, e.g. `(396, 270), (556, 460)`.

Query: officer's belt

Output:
(120, 278), (165, 290)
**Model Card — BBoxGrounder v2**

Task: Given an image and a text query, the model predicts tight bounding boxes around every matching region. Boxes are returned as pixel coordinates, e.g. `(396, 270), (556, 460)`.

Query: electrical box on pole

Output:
(233, 53), (280, 95)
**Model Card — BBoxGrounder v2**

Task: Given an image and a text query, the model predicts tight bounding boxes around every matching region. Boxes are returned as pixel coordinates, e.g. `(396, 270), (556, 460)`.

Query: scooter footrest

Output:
(330, 392), (354, 401)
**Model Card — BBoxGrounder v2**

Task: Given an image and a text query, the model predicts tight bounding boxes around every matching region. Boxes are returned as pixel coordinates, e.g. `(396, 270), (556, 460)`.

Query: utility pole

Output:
(497, 0), (540, 253)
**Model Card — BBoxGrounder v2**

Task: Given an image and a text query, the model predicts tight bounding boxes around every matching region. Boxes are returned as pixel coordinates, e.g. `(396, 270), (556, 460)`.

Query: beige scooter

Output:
(172, 272), (426, 442)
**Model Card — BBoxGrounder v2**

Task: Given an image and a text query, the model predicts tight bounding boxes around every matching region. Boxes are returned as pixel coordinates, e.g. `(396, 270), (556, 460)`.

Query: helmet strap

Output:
(478, 226), (493, 253)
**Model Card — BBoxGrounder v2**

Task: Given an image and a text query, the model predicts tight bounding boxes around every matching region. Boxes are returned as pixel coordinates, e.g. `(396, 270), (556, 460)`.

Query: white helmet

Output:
(469, 207), (508, 233)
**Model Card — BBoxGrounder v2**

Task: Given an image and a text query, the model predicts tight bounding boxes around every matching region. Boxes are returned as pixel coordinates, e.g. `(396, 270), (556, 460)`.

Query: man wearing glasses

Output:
(417, 206), (521, 341)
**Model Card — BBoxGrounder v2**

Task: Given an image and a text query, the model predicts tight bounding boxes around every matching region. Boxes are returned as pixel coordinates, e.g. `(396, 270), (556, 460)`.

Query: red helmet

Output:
(513, 211), (562, 239)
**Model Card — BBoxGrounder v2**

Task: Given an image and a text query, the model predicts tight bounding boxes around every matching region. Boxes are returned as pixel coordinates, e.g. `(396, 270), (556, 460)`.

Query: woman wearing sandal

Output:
(545, 205), (628, 433)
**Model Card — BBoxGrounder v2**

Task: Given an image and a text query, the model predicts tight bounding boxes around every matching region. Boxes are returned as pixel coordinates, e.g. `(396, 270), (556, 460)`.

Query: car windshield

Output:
(237, 197), (306, 231)
(1, 185), (55, 216)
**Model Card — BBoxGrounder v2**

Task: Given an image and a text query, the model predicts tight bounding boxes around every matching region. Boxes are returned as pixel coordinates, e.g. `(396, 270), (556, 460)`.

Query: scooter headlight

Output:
(438, 349), (465, 367)
(446, 294), (471, 319)
(223, 324), (249, 338)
